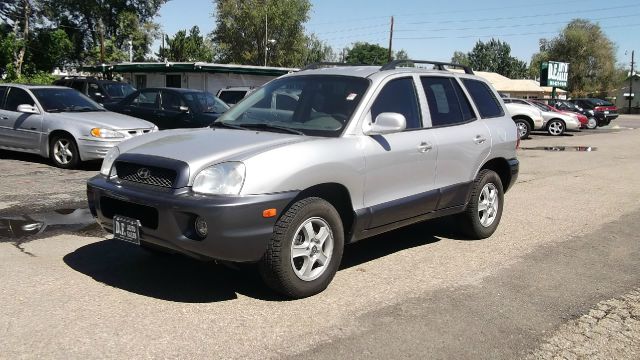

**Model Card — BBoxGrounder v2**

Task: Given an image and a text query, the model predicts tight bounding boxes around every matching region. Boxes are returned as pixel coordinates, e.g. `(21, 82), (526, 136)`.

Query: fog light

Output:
(195, 216), (208, 237)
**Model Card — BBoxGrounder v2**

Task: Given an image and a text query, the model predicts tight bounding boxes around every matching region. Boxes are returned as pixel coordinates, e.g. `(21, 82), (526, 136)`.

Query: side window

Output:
(88, 83), (101, 97)
(462, 79), (504, 118)
(421, 77), (475, 127)
(4, 88), (35, 111)
(131, 90), (159, 109)
(70, 81), (85, 93)
(0, 87), (7, 108)
(371, 77), (421, 130)
(161, 91), (186, 111)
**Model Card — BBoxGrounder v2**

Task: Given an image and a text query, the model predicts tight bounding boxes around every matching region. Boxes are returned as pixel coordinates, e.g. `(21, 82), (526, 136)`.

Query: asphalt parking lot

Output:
(1, 115), (639, 359)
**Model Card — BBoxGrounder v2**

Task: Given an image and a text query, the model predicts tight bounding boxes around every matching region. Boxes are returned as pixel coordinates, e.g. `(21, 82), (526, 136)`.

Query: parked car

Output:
(531, 100), (588, 129)
(53, 76), (136, 104)
(0, 84), (156, 168)
(104, 88), (229, 130)
(571, 98), (618, 128)
(215, 86), (254, 105)
(504, 102), (544, 139)
(504, 98), (580, 136)
(551, 100), (595, 129)
(87, 60), (519, 298)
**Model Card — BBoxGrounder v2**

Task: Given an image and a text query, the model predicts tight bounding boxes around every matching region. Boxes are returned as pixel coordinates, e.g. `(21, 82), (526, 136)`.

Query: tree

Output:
(464, 38), (528, 78)
(394, 49), (409, 61)
(30, 28), (73, 71)
(212, 0), (311, 67)
(533, 19), (617, 97)
(302, 34), (334, 65)
(157, 26), (213, 62)
(451, 51), (469, 66)
(345, 42), (388, 65)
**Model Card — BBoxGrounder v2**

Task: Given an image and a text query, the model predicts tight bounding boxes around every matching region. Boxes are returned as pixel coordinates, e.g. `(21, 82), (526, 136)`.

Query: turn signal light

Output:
(90, 128), (101, 137)
(262, 208), (277, 218)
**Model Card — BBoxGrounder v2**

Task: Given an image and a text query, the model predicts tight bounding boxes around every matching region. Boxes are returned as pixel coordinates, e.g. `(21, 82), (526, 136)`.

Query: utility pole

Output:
(128, 39), (133, 62)
(629, 50), (635, 114)
(98, 19), (105, 64)
(387, 16), (394, 62)
(264, 13), (268, 67)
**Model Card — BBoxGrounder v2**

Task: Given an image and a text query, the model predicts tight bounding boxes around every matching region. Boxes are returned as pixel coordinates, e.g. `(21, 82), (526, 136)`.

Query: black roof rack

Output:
(301, 62), (368, 71)
(380, 60), (474, 74)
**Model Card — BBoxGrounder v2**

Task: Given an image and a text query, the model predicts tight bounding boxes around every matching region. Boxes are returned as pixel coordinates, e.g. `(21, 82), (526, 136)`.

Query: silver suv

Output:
(87, 60), (519, 298)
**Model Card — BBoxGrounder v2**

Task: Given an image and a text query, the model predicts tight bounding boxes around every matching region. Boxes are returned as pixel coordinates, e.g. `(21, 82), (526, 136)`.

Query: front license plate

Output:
(113, 215), (141, 245)
(604, 110), (609, 114)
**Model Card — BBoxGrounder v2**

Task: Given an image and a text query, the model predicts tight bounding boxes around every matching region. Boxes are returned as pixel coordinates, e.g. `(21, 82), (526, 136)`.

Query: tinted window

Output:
(184, 92), (229, 113)
(31, 88), (103, 112)
(71, 81), (85, 92)
(102, 83), (135, 98)
(0, 87), (7, 108)
(218, 90), (247, 105)
(88, 83), (101, 98)
(371, 78), (421, 129)
(4, 88), (35, 111)
(161, 91), (186, 111)
(421, 77), (476, 127)
(131, 91), (159, 109)
(462, 79), (504, 118)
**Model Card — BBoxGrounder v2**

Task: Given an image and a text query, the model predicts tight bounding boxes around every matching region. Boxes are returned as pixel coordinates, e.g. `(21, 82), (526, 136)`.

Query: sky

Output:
(156, 0), (639, 68)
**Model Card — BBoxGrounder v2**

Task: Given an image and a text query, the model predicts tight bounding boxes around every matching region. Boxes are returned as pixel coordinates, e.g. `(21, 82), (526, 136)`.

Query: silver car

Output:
(88, 60), (519, 298)
(0, 84), (157, 168)
(504, 98), (580, 136)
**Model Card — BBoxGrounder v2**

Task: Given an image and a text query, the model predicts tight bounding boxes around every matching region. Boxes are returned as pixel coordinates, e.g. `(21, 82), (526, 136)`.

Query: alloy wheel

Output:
(478, 183), (499, 228)
(53, 139), (73, 165)
(290, 217), (334, 282)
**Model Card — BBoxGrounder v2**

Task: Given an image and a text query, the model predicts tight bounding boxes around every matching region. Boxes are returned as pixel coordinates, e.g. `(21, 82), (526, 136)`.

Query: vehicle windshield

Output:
(184, 92), (230, 114)
(586, 98), (614, 107)
(215, 75), (370, 137)
(530, 101), (550, 112)
(31, 88), (105, 112)
(102, 83), (136, 98)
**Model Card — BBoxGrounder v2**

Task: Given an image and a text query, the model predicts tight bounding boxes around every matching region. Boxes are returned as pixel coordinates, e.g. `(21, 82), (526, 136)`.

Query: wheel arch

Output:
(286, 183), (355, 240)
(512, 115), (534, 130)
(479, 157), (513, 192)
(47, 130), (80, 160)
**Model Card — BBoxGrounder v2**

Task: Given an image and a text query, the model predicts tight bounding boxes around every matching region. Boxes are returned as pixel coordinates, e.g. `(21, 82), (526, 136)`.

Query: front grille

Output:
(115, 161), (177, 188)
(100, 197), (159, 229)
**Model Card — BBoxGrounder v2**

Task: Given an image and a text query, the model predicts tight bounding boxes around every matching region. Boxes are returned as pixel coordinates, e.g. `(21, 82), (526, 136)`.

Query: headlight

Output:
(100, 147), (119, 176)
(152, 125), (159, 132)
(192, 162), (245, 195)
(91, 128), (124, 138)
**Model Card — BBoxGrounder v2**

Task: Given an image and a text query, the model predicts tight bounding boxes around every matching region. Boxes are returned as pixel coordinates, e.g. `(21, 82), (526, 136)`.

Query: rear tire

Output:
(458, 170), (504, 239)
(586, 117), (597, 129)
(259, 197), (344, 298)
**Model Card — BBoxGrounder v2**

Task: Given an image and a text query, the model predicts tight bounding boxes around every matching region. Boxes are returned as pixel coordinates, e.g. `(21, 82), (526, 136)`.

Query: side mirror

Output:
(17, 104), (39, 114)
(364, 112), (406, 135)
(179, 105), (190, 113)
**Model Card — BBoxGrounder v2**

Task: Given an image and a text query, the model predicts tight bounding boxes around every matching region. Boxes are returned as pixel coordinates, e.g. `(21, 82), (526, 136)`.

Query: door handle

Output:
(473, 135), (487, 144)
(417, 142), (433, 153)
(0, 116), (8, 120)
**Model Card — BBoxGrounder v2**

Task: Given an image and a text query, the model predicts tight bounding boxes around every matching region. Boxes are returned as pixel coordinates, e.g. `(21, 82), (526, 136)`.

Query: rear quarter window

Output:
(461, 79), (504, 118)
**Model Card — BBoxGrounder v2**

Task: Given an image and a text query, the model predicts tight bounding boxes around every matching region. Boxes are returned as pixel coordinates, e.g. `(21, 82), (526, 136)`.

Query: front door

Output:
(159, 90), (192, 128)
(126, 90), (160, 125)
(0, 87), (43, 152)
(362, 76), (438, 228)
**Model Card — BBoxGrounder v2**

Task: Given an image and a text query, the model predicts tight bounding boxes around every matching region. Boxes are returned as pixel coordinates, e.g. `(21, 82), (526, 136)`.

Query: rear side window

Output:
(0, 87), (7, 108)
(71, 81), (85, 93)
(218, 90), (247, 105)
(462, 79), (504, 118)
(371, 77), (421, 130)
(421, 77), (475, 127)
(4, 87), (35, 111)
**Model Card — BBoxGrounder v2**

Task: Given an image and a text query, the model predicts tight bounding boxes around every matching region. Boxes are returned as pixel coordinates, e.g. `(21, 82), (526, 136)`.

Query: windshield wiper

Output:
(210, 121), (246, 130)
(235, 123), (305, 135)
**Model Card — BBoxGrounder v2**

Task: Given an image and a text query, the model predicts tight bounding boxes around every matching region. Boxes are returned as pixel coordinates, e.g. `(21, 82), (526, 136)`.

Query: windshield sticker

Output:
(346, 93), (358, 101)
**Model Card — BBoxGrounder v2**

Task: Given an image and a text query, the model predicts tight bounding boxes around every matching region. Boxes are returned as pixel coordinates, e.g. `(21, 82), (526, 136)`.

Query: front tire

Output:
(50, 134), (80, 169)
(459, 170), (504, 239)
(259, 197), (344, 298)
(514, 119), (531, 139)
(547, 119), (565, 136)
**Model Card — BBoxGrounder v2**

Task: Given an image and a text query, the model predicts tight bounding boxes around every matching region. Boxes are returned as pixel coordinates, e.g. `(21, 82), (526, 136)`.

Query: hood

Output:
(46, 110), (155, 130)
(118, 127), (312, 172)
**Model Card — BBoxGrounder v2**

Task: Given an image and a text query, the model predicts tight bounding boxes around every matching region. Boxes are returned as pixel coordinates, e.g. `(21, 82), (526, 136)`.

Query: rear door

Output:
(362, 76), (439, 228)
(0, 87), (43, 151)
(422, 76), (491, 209)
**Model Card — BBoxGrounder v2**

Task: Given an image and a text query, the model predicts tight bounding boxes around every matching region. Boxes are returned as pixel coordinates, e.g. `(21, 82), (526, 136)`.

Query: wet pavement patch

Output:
(0, 208), (100, 241)
(520, 146), (597, 152)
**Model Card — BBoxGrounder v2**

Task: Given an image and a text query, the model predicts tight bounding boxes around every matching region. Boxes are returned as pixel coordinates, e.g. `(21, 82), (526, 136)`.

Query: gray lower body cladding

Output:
(87, 175), (298, 262)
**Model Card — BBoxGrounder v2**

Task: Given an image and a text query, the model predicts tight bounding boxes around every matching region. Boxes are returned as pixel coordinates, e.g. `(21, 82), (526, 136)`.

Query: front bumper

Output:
(87, 176), (298, 262)
(77, 138), (121, 161)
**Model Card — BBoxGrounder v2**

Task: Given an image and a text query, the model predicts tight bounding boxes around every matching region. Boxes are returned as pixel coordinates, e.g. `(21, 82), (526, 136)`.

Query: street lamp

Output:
(265, 39), (276, 67)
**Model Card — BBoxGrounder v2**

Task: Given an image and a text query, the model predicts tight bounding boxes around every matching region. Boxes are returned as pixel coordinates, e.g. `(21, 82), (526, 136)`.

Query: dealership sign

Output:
(540, 61), (569, 88)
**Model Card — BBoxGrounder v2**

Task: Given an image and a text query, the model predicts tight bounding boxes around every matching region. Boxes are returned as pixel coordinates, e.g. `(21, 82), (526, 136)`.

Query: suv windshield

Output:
(31, 88), (105, 112)
(102, 83), (136, 98)
(216, 75), (370, 137)
(185, 92), (229, 114)
(586, 98), (614, 107)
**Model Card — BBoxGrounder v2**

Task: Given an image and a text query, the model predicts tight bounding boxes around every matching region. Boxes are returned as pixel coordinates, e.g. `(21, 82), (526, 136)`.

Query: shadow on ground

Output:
(0, 149), (101, 171)
(63, 218), (460, 303)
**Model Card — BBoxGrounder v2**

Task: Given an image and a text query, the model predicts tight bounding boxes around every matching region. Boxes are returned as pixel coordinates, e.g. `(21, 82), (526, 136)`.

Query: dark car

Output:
(53, 76), (136, 104)
(104, 88), (230, 130)
(570, 98), (618, 128)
